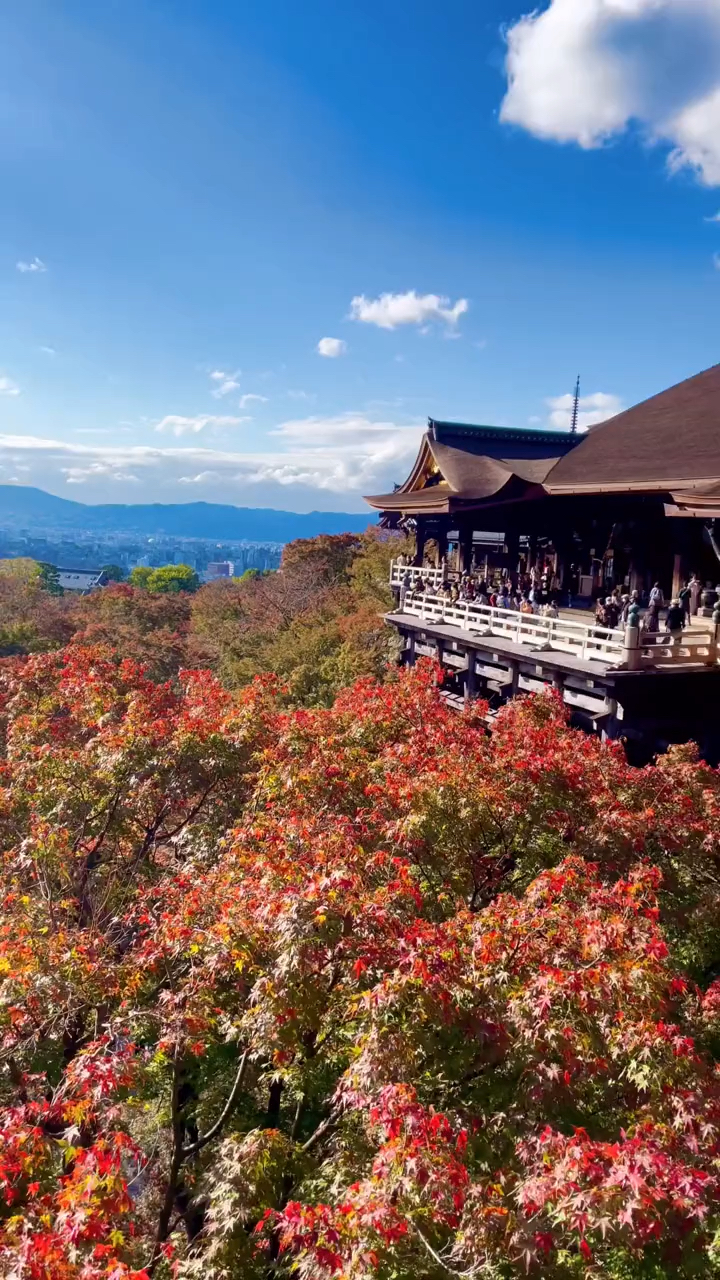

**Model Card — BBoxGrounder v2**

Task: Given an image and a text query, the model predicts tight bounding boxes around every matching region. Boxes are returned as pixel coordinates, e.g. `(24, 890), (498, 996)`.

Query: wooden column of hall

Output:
(460, 524), (474, 573)
(414, 519), (427, 566)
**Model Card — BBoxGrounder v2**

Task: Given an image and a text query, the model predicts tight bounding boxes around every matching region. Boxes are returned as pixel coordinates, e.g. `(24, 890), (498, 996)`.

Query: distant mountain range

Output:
(0, 485), (375, 542)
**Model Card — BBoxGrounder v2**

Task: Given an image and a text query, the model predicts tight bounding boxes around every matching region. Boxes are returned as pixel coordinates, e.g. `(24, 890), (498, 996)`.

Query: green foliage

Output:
(129, 564), (153, 588)
(100, 562), (126, 581)
(147, 562), (200, 593)
(36, 560), (63, 594)
(130, 562), (200, 593)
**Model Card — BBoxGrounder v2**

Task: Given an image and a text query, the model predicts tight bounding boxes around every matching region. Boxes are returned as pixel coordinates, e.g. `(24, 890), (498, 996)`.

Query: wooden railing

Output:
(388, 562), (720, 670)
(631, 629), (717, 670)
(398, 591), (626, 664)
(390, 562), (446, 591)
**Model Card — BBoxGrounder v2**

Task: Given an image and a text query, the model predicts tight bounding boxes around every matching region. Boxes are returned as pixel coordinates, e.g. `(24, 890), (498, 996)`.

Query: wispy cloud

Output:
(349, 290), (468, 331)
(0, 375), (21, 397)
(16, 257), (47, 274)
(209, 368), (241, 398)
(155, 414), (247, 437)
(39, 346), (57, 356)
(238, 393), (268, 408)
(317, 336), (347, 358)
(63, 462), (140, 484)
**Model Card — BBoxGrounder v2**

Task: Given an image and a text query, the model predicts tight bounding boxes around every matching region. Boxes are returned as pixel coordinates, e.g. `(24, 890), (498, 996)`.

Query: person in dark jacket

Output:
(679, 582), (692, 622)
(665, 598), (686, 644)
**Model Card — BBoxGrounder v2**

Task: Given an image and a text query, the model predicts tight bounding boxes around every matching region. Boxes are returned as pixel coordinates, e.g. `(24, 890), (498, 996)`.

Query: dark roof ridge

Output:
(429, 418), (579, 446)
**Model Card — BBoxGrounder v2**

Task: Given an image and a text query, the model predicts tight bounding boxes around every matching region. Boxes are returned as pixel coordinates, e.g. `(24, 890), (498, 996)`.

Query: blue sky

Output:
(1, 0), (720, 512)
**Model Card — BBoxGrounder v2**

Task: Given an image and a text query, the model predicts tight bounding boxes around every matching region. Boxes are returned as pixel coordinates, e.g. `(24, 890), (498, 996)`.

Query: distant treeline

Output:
(0, 528), (410, 704)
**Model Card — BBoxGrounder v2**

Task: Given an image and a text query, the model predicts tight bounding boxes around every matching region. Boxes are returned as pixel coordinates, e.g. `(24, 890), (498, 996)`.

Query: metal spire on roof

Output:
(570, 375), (581, 435)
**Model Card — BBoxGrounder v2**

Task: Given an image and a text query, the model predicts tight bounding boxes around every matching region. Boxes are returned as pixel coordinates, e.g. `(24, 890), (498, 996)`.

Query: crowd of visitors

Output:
(398, 559), (563, 619)
(396, 556), (718, 641)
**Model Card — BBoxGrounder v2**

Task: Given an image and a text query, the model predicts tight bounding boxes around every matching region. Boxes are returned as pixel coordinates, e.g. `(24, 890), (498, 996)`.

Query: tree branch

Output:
(413, 1224), (482, 1278)
(181, 1048), (249, 1158)
(147, 1050), (185, 1275)
(301, 1110), (337, 1155)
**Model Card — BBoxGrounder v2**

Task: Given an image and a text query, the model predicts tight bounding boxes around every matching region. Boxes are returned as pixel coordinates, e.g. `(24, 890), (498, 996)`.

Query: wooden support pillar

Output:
(405, 631), (416, 667)
(505, 530), (520, 578)
(437, 528), (449, 564)
(460, 525), (474, 573)
(465, 651), (476, 706)
(414, 521), (426, 567)
(672, 553), (684, 601)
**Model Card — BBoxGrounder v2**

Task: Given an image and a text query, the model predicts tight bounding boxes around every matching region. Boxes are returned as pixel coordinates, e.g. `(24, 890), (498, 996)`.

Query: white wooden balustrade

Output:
(390, 562), (445, 591)
(388, 561), (720, 670)
(398, 591), (625, 664)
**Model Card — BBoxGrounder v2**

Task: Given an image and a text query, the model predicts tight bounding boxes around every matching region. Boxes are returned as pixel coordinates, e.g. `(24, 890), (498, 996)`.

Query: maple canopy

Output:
(3, 646), (720, 1277)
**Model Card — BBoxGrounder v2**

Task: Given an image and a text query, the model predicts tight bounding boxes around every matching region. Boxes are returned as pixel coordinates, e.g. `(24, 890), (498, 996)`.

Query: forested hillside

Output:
(2, 536), (720, 1277)
(0, 529), (405, 702)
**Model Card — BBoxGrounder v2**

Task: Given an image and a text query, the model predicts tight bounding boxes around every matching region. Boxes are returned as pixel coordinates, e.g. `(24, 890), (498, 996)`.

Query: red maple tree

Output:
(2, 650), (720, 1276)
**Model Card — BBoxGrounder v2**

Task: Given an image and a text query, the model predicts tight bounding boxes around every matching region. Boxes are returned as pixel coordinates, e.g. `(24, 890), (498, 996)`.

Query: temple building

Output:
(364, 364), (720, 762)
(366, 363), (720, 600)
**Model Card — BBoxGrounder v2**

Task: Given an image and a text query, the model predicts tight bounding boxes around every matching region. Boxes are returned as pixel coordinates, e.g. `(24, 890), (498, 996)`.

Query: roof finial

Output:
(570, 375), (581, 435)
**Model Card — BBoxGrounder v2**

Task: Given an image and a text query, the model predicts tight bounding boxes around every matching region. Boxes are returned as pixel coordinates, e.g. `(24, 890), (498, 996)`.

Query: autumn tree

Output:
(3, 658), (720, 1276)
(71, 582), (192, 679)
(0, 559), (76, 656)
(188, 528), (408, 703)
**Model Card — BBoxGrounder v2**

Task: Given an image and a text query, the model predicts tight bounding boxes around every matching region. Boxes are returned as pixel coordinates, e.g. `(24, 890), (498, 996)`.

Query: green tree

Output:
(128, 565), (153, 589)
(147, 563), (200, 593)
(36, 561), (63, 595)
(100, 563), (125, 582)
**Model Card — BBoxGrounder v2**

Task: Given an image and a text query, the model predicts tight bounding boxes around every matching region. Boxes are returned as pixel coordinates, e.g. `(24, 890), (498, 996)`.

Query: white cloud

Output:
(0, 376), (20, 397)
(546, 390), (624, 431)
(40, 346), (57, 356)
(0, 414), (423, 504)
(155, 414), (246, 437)
(349, 290), (469, 330)
(16, 257), (47, 274)
(706, 210), (720, 221)
(62, 462), (140, 484)
(209, 368), (241, 398)
(178, 470), (221, 484)
(501, 0), (720, 186)
(238, 393), (268, 407)
(317, 337), (347, 358)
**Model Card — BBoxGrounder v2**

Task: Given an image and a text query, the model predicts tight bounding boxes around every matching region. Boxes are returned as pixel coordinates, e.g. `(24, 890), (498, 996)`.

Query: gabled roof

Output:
(366, 364), (720, 518)
(57, 568), (106, 593)
(547, 363), (720, 494)
(365, 420), (578, 514)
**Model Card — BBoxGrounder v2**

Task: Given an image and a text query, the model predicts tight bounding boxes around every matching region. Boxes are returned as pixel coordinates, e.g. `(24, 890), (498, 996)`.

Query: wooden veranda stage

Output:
(365, 365), (720, 761)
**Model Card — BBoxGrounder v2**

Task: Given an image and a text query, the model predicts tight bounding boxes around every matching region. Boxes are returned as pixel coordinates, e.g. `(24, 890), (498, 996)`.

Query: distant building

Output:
(56, 568), (107, 594)
(206, 561), (234, 579)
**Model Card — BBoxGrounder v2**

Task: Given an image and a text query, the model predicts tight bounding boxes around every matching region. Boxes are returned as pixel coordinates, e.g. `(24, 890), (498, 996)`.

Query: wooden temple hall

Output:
(364, 364), (720, 762)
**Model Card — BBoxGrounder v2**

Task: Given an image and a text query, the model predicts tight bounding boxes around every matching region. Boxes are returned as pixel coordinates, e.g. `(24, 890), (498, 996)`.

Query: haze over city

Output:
(1, 1), (720, 514)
